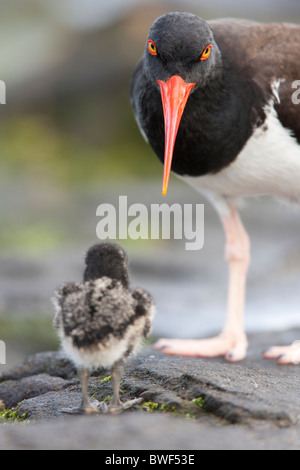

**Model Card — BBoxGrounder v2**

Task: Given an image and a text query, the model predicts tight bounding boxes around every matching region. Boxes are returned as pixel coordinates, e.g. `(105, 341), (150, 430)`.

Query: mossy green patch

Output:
(141, 397), (206, 419)
(192, 397), (205, 408)
(141, 401), (159, 412)
(100, 375), (112, 383)
(0, 408), (28, 422)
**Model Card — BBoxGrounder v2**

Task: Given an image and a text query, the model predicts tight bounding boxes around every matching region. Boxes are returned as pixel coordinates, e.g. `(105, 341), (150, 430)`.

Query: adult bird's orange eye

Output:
(148, 40), (157, 56)
(200, 45), (212, 61)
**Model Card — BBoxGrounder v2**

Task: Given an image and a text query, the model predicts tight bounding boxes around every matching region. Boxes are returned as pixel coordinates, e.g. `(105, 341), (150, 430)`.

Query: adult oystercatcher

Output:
(131, 12), (300, 363)
(53, 243), (155, 413)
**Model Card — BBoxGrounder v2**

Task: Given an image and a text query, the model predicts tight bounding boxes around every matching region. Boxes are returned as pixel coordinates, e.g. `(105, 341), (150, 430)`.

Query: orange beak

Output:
(157, 75), (196, 196)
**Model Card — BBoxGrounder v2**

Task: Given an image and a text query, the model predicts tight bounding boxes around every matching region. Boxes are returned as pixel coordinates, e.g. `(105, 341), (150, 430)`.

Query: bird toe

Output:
(225, 343), (247, 362)
(108, 398), (143, 414)
(263, 343), (300, 364)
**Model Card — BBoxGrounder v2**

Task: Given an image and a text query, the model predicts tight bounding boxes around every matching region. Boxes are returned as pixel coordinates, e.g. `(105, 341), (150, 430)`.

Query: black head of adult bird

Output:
(53, 243), (155, 414)
(131, 12), (300, 364)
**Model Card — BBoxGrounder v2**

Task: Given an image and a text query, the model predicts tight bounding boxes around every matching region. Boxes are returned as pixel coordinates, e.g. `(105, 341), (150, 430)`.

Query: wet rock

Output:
(1, 332), (300, 449)
(16, 390), (83, 420)
(0, 351), (77, 382)
(0, 373), (74, 409)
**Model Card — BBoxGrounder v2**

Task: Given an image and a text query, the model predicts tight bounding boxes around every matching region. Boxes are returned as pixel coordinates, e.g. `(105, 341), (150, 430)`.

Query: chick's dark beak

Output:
(157, 75), (195, 196)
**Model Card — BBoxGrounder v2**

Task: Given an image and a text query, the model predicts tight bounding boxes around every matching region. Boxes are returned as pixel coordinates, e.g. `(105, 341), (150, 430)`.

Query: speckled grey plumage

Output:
(54, 277), (153, 353)
(52, 243), (154, 413)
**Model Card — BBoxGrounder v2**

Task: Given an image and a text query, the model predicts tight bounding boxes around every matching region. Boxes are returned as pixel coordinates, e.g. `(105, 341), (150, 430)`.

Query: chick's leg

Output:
(63, 368), (99, 414)
(107, 360), (142, 414)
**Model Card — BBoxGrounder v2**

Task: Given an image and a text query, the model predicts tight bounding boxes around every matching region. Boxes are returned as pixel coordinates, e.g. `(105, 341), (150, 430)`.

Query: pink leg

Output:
(154, 206), (250, 362)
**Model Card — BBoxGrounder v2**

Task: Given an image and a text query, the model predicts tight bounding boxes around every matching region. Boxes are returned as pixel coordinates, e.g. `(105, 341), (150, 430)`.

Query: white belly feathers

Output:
(183, 103), (300, 204)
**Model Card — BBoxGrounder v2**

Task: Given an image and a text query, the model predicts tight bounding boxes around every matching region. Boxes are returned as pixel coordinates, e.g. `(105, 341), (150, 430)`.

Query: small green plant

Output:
(101, 375), (112, 383)
(159, 403), (177, 412)
(141, 401), (159, 412)
(141, 402), (178, 413)
(191, 397), (204, 408)
(140, 396), (206, 418)
(0, 409), (28, 422)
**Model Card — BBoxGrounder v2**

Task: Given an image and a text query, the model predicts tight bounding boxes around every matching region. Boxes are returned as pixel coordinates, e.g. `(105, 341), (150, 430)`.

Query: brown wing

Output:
(209, 19), (300, 141)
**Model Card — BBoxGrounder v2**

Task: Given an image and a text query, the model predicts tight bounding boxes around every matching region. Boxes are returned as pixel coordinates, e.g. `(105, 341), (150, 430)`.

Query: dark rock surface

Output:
(1, 330), (300, 450)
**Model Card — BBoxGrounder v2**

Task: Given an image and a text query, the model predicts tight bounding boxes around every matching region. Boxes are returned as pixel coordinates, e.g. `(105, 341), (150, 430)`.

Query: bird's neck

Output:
(169, 58), (263, 177)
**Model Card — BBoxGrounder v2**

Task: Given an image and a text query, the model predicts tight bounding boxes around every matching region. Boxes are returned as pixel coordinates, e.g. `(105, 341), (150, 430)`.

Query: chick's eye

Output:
(200, 45), (212, 61)
(148, 39), (157, 56)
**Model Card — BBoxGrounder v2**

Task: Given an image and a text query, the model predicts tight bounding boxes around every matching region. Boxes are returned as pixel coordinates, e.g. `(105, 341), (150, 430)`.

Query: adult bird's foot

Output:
(100, 397), (143, 414)
(153, 332), (248, 362)
(262, 342), (300, 364)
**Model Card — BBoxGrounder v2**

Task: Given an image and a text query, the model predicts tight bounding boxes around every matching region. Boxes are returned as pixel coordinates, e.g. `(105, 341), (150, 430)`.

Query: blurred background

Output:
(1, 0), (300, 371)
